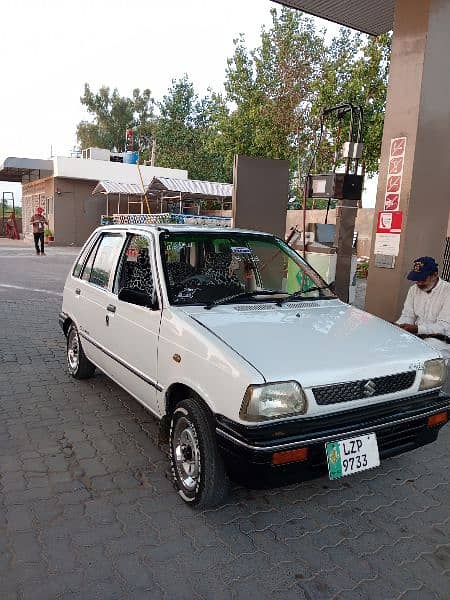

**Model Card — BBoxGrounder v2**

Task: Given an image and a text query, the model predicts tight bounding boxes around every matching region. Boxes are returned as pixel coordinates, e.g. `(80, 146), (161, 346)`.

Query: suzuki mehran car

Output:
(59, 225), (450, 507)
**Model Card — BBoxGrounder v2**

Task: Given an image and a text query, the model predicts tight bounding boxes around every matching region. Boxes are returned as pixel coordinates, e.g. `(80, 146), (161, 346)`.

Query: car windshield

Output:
(160, 231), (335, 306)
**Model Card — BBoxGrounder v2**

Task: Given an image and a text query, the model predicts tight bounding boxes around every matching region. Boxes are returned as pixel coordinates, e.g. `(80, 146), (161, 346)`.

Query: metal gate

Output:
(442, 237), (450, 281)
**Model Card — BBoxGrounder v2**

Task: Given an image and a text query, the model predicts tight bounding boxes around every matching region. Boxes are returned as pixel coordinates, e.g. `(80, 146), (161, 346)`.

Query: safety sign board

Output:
(384, 193), (399, 211)
(388, 156), (404, 175)
(376, 211), (403, 233)
(384, 137), (407, 211)
(390, 137), (406, 157)
(386, 175), (401, 193)
(375, 211), (403, 256)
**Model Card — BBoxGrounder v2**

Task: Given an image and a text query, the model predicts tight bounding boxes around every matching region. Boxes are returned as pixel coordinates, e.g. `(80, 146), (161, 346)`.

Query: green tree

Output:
(312, 29), (391, 175)
(212, 7), (390, 195)
(76, 84), (155, 152)
(154, 76), (229, 181)
(211, 8), (326, 180)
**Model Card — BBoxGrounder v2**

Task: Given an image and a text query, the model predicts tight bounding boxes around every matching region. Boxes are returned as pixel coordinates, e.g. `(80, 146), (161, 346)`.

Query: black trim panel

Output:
(215, 392), (450, 487)
(79, 332), (163, 392)
(216, 392), (450, 449)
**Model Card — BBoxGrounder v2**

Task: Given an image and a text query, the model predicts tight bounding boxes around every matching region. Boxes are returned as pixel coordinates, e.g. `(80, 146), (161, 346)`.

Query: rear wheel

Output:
(67, 324), (95, 379)
(170, 398), (230, 508)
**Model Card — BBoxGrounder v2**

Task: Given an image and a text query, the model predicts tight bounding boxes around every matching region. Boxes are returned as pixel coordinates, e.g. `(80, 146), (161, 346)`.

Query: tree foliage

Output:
(76, 84), (155, 152)
(76, 7), (391, 192)
(312, 29), (391, 174)
(152, 77), (229, 181)
(211, 10), (326, 178)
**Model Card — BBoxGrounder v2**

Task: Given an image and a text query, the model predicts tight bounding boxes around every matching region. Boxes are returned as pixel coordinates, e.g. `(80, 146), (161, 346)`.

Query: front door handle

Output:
(75, 288), (81, 295)
(106, 304), (116, 313)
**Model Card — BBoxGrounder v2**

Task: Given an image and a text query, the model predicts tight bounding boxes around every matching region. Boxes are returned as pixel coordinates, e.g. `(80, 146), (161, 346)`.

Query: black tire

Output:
(170, 398), (230, 508)
(66, 324), (96, 379)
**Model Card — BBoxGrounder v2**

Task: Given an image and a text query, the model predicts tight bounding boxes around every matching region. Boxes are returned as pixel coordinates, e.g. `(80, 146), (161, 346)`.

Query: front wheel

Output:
(67, 324), (96, 379)
(170, 398), (230, 508)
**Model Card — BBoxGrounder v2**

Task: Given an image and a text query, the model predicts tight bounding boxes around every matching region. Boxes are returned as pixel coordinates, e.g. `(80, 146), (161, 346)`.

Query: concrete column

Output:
(232, 155), (289, 239)
(365, 0), (450, 320)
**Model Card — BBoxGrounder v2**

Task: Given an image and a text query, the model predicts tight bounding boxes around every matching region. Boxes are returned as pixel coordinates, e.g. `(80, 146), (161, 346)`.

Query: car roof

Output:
(96, 224), (275, 237)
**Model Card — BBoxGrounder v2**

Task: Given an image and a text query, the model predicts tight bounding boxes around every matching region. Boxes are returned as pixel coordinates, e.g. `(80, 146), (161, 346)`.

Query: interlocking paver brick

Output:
(72, 522), (124, 547)
(115, 553), (158, 590)
(10, 530), (43, 563)
(149, 559), (197, 600)
(45, 537), (79, 573)
(20, 571), (86, 600)
(5, 505), (34, 531)
(295, 566), (358, 599)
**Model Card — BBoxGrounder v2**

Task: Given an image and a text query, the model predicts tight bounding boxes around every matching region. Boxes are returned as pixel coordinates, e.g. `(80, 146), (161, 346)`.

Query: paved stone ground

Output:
(0, 242), (449, 599)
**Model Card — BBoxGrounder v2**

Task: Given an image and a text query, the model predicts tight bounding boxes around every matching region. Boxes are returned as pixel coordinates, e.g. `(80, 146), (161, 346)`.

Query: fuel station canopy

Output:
(273, 0), (394, 35)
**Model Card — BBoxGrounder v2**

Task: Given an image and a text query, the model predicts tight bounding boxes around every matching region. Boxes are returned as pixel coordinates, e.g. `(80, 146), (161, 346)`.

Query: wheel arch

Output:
(62, 316), (74, 337)
(165, 383), (214, 421)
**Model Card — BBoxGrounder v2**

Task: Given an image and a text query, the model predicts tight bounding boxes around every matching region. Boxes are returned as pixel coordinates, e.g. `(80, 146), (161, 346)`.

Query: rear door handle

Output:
(75, 288), (81, 295)
(106, 304), (116, 313)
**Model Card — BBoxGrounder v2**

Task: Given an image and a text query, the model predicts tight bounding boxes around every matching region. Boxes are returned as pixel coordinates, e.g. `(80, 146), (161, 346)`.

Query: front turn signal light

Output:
(272, 447), (309, 465)
(427, 412), (448, 428)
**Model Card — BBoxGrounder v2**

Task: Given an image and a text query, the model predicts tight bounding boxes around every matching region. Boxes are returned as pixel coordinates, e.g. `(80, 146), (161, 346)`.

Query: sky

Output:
(0, 1), (379, 206)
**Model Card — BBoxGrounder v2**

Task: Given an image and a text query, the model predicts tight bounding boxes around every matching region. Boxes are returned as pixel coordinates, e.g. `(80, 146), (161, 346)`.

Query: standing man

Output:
(30, 206), (48, 255)
(396, 256), (450, 357)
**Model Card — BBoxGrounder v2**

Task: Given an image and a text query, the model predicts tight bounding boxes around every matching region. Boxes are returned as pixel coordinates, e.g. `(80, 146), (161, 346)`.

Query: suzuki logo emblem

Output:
(363, 380), (376, 397)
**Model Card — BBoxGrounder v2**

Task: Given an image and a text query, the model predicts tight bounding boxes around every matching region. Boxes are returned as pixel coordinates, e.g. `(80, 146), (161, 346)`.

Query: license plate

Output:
(326, 433), (380, 480)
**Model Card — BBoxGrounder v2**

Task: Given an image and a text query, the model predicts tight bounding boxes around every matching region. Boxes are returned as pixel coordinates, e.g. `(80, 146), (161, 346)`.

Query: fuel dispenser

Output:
(303, 103), (364, 303)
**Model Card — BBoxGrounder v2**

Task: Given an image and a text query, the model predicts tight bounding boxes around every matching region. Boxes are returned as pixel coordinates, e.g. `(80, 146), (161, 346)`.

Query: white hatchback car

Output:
(60, 225), (450, 507)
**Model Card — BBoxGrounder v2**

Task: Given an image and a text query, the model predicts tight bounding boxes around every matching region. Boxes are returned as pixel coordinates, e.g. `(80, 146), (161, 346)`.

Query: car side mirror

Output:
(118, 287), (158, 310)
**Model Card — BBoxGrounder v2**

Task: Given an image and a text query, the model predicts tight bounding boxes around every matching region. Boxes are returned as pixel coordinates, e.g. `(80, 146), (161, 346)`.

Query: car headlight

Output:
(419, 359), (447, 391)
(240, 381), (307, 422)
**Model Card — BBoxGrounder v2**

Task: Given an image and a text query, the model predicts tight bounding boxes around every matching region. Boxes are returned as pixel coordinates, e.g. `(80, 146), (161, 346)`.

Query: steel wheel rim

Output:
(173, 416), (200, 492)
(68, 331), (79, 371)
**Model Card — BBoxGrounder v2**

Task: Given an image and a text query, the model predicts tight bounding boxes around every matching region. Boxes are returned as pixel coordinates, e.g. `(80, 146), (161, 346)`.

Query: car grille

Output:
(312, 371), (417, 405)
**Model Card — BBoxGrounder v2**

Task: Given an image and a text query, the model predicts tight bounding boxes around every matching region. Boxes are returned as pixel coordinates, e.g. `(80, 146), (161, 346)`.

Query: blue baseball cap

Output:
(407, 257), (438, 281)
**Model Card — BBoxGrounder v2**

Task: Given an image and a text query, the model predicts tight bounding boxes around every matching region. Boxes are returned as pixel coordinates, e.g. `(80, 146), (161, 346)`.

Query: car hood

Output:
(181, 300), (440, 387)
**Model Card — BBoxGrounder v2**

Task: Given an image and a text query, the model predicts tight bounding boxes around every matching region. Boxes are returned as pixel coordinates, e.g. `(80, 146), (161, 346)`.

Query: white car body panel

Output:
(157, 307), (264, 417)
(182, 301), (439, 420)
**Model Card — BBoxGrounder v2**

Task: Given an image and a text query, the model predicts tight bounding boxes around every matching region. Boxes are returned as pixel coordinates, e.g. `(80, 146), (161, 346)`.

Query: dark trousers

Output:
(33, 232), (44, 253)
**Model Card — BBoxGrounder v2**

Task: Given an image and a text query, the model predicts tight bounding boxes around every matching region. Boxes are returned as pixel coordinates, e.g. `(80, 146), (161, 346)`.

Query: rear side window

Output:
(81, 237), (101, 283)
(73, 236), (97, 277)
(81, 233), (124, 289)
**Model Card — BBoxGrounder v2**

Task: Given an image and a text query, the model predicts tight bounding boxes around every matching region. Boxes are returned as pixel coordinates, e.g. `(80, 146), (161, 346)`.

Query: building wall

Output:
(232, 156), (290, 239)
(53, 178), (105, 245)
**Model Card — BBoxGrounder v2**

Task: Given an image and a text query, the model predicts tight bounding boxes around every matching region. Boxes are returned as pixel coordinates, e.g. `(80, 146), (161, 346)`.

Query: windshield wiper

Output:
(276, 285), (334, 306)
(204, 290), (285, 310)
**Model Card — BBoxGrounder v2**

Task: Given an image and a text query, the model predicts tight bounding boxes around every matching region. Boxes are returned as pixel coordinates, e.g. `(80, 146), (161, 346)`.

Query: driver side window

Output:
(115, 235), (154, 298)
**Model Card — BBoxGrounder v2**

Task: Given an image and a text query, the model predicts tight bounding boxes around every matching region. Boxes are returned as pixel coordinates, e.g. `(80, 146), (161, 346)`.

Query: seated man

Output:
(396, 256), (450, 357)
